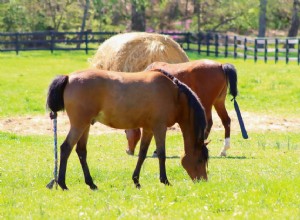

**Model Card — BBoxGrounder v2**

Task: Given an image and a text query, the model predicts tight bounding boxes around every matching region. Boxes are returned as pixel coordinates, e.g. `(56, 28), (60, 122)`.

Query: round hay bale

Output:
(89, 32), (189, 72)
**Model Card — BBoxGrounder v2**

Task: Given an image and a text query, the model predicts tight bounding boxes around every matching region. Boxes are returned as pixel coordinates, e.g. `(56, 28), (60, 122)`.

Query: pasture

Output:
(0, 51), (299, 219)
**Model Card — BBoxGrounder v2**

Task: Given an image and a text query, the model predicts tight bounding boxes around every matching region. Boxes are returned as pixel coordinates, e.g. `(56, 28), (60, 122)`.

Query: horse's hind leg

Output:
(58, 127), (86, 190)
(125, 128), (141, 155)
(132, 129), (153, 188)
(76, 125), (97, 190)
(214, 100), (231, 156)
(204, 106), (213, 140)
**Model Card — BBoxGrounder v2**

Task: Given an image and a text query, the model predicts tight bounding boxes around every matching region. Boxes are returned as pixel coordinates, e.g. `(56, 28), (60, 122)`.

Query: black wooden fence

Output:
(0, 31), (299, 64)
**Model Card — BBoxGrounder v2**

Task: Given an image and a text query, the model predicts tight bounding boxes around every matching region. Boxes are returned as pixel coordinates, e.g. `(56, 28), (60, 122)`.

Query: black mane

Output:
(159, 69), (208, 161)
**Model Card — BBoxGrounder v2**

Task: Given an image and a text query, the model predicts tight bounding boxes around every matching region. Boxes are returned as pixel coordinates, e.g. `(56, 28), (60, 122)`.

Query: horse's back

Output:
(64, 69), (179, 129)
(149, 60), (227, 105)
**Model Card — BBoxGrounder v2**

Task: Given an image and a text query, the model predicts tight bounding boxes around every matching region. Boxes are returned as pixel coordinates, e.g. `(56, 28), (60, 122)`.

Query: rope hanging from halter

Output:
(46, 111), (58, 189)
(231, 97), (248, 139)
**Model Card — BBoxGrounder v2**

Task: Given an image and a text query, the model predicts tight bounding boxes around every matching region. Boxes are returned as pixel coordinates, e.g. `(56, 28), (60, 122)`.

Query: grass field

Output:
(0, 51), (299, 219)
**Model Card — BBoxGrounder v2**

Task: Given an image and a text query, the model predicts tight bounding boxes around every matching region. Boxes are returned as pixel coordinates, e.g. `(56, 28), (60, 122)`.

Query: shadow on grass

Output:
(210, 156), (254, 159)
(130, 155), (252, 160)
(129, 155), (181, 159)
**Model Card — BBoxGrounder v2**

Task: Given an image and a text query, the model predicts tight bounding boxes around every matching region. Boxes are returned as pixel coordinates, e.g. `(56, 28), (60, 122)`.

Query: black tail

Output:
(46, 75), (69, 113)
(222, 63), (238, 98)
(222, 64), (248, 139)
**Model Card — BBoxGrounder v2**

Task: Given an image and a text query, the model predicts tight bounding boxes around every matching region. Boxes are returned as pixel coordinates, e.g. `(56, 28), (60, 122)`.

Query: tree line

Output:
(0, 0), (299, 38)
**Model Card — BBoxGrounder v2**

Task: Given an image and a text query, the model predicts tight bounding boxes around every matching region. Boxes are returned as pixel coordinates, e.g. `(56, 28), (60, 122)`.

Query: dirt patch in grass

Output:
(1, 111), (299, 136)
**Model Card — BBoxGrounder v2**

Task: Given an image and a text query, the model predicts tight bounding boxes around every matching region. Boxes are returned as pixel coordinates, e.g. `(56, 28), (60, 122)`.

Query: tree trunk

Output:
(77, 0), (90, 49)
(258, 0), (267, 37)
(194, 0), (201, 32)
(288, 0), (300, 37)
(131, 1), (146, 31)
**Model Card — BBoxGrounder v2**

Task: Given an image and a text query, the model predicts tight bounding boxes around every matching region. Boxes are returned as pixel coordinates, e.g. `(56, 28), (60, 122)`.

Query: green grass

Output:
(0, 51), (300, 219)
(0, 51), (94, 116)
(0, 131), (299, 219)
(0, 51), (299, 117)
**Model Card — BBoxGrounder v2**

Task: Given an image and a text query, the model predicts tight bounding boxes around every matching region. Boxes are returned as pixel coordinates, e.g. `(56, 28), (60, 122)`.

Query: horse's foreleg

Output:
(153, 127), (170, 186)
(76, 125), (97, 190)
(125, 128), (141, 155)
(58, 127), (86, 190)
(132, 129), (153, 188)
(214, 101), (231, 156)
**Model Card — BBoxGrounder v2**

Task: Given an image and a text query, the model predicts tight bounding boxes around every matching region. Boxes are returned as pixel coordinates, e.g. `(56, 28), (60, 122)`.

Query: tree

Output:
(131, 0), (146, 31)
(45, 0), (76, 31)
(2, 1), (28, 32)
(77, 0), (90, 48)
(258, 0), (267, 37)
(287, 0), (300, 37)
(80, 0), (90, 33)
(193, 0), (201, 32)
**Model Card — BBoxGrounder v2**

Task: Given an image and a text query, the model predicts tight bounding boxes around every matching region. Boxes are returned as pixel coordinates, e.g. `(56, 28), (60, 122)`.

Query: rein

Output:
(46, 111), (58, 189)
(231, 98), (248, 139)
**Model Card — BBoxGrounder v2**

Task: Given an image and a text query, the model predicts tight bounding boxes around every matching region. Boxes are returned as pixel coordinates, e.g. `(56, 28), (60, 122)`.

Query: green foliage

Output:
(268, 0), (293, 30)
(0, 0), (297, 35)
(191, 0), (259, 34)
(1, 2), (28, 32)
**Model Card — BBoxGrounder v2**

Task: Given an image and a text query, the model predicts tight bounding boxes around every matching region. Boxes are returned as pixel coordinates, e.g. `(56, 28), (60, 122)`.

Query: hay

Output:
(89, 32), (189, 72)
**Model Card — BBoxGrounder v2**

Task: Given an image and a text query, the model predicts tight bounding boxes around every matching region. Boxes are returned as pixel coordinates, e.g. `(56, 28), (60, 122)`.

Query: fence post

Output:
(186, 32), (190, 51)
(254, 39), (257, 63)
(275, 38), (278, 63)
(234, 36), (237, 59)
(298, 38), (300, 65)
(244, 37), (247, 61)
(286, 39), (289, 64)
(206, 33), (210, 56)
(215, 34), (219, 57)
(197, 32), (201, 54)
(15, 33), (19, 55)
(85, 31), (88, 54)
(225, 35), (228, 58)
(264, 39), (267, 63)
(50, 31), (54, 54)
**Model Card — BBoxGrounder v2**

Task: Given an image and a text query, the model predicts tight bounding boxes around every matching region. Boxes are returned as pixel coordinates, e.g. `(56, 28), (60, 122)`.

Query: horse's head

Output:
(181, 141), (209, 181)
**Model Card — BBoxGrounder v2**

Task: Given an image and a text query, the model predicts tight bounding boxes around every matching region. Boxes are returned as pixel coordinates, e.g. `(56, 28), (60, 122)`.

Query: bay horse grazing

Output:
(126, 59), (238, 157)
(46, 68), (208, 190)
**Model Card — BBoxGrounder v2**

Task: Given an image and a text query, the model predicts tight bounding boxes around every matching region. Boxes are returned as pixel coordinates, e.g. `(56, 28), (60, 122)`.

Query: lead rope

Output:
(231, 97), (248, 139)
(46, 111), (58, 189)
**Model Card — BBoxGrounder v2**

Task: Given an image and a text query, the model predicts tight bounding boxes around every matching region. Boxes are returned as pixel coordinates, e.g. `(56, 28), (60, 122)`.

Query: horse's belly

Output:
(94, 111), (141, 129)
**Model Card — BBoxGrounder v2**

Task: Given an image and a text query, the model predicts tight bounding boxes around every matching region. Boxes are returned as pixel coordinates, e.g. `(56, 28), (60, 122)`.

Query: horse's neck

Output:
(179, 122), (196, 155)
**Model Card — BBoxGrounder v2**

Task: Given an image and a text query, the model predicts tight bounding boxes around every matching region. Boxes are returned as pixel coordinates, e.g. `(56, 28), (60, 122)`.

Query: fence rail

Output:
(0, 31), (299, 64)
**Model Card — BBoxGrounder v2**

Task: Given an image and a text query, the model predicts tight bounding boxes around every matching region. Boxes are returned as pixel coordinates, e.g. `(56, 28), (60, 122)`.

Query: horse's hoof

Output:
(60, 186), (69, 191)
(126, 149), (134, 155)
(90, 184), (98, 190)
(58, 181), (69, 190)
(165, 181), (172, 186)
(161, 179), (171, 186)
(152, 151), (158, 158)
(219, 151), (227, 157)
(135, 183), (141, 189)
